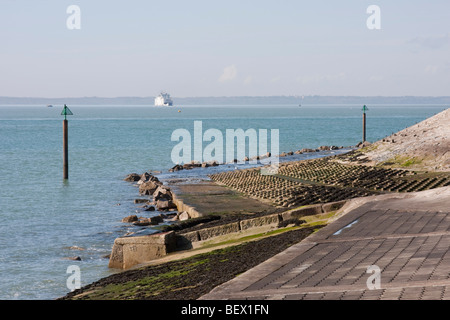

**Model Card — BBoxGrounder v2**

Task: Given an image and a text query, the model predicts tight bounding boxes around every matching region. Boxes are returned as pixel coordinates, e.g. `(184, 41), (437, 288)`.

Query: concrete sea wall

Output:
(108, 200), (346, 270)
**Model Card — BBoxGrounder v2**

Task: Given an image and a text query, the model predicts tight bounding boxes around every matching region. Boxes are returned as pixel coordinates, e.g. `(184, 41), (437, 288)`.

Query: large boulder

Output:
(156, 199), (177, 211)
(140, 172), (151, 181)
(153, 186), (173, 201)
(137, 172), (160, 185)
(149, 215), (164, 225)
(139, 180), (162, 195)
(122, 215), (138, 223)
(178, 211), (190, 221)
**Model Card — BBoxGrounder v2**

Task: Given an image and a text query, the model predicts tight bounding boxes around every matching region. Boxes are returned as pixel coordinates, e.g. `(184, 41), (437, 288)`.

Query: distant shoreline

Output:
(1, 95), (450, 106)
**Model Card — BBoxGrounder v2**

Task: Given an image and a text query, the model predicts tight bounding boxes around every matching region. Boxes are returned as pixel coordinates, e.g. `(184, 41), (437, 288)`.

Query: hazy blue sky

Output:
(0, 0), (449, 98)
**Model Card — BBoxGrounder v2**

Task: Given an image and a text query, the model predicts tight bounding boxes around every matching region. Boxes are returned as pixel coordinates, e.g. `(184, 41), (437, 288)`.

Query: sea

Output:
(0, 104), (446, 300)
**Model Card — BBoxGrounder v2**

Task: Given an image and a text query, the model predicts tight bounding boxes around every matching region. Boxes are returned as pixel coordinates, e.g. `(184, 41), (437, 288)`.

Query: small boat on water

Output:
(47, 104), (53, 108)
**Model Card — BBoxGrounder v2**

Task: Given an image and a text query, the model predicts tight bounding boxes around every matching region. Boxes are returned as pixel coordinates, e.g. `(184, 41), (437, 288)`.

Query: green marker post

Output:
(362, 105), (369, 142)
(61, 104), (73, 180)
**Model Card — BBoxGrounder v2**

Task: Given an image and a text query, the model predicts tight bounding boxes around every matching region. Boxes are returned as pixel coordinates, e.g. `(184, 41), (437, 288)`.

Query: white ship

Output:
(154, 92), (173, 106)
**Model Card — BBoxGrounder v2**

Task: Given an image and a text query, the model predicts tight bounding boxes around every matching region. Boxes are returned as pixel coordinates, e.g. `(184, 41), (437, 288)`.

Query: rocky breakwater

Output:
(123, 171), (196, 222)
(166, 146), (347, 173)
(169, 160), (220, 172)
(109, 172), (200, 269)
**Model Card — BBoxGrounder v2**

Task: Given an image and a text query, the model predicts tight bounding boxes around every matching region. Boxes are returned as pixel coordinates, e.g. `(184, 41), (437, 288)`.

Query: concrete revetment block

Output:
(197, 222), (241, 241)
(281, 204), (323, 221)
(240, 214), (281, 231)
(322, 200), (347, 213)
(176, 231), (200, 250)
(108, 231), (176, 269)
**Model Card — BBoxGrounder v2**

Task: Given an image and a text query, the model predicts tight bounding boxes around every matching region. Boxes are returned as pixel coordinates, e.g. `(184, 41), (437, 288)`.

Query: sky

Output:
(0, 0), (449, 98)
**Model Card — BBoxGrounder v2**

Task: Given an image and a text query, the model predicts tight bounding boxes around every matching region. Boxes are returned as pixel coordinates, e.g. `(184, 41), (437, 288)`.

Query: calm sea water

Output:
(0, 104), (446, 300)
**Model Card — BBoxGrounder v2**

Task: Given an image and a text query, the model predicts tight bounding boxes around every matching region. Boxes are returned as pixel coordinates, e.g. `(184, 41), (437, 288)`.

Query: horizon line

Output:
(2, 95), (450, 99)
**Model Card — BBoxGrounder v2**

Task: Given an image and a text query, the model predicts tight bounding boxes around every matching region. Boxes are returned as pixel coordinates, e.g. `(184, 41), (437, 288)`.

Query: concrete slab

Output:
(170, 180), (277, 216)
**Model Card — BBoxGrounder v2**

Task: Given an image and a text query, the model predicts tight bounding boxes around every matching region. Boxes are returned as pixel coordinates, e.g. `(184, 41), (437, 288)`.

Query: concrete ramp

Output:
(200, 187), (450, 300)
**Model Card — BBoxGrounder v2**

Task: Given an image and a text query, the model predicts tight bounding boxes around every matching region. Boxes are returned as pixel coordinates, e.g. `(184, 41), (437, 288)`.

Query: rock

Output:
(149, 215), (163, 225)
(178, 211), (190, 221)
(139, 180), (162, 195)
(156, 199), (177, 211)
(132, 215), (164, 226)
(124, 173), (141, 182)
(133, 218), (150, 226)
(182, 161), (201, 169)
(64, 256), (82, 261)
(122, 215), (138, 223)
(183, 163), (195, 170)
(319, 146), (330, 151)
(169, 164), (184, 172)
(300, 148), (316, 153)
(137, 172), (159, 184)
(203, 160), (219, 167)
(144, 206), (156, 211)
(161, 212), (177, 220)
(153, 186), (173, 201)
(134, 198), (149, 204)
(140, 172), (151, 182)
(66, 246), (85, 251)
(330, 146), (339, 150)
(294, 150), (303, 154)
